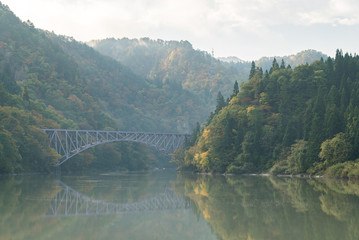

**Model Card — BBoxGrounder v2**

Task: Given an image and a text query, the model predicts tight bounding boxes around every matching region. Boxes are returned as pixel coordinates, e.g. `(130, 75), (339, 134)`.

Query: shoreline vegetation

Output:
(179, 170), (359, 181)
(2, 168), (359, 184)
(172, 52), (359, 180)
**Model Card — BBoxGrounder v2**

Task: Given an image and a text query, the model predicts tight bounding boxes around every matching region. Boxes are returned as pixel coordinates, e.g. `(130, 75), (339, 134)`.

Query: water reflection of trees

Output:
(0, 174), (162, 239)
(0, 176), (59, 240)
(2, 173), (359, 240)
(174, 174), (359, 240)
(310, 179), (359, 235)
(0, 172), (215, 240)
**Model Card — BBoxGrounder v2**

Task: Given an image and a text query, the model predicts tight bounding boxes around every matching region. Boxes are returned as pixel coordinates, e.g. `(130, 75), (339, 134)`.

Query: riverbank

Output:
(179, 162), (359, 181)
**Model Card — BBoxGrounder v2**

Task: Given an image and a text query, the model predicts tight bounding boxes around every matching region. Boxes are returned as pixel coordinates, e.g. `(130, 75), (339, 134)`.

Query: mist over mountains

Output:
(88, 38), (327, 103)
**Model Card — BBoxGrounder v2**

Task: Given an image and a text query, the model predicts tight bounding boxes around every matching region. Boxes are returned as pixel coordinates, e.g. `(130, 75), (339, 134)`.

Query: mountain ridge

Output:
(89, 38), (328, 102)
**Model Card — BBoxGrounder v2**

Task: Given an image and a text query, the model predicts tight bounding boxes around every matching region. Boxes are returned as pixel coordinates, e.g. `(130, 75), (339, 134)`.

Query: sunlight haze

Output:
(2, 0), (359, 60)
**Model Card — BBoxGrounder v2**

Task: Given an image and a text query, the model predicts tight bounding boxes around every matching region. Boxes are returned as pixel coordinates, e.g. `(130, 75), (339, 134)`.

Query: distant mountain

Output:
(88, 38), (242, 104)
(255, 49), (328, 71)
(89, 39), (328, 101)
(219, 50), (328, 81)
(217, 56), (246, 63)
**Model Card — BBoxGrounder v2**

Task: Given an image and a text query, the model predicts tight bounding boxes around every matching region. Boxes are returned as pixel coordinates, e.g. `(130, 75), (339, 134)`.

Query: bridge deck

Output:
(42, 129), (191, 166)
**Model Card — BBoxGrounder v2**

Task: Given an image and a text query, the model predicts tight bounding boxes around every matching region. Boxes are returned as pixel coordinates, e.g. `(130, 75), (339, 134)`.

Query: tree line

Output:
(173, 51), (359, 179)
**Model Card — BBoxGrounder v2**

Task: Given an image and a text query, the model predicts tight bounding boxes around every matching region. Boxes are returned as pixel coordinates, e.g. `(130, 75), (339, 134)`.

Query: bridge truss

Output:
(44, 181), (190, 217)
(42, 129), (191, 166)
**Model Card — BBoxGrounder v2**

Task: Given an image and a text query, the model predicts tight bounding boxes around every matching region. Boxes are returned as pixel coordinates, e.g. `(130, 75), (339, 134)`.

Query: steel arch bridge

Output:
(42, 129), (191, 166)
(44, 181), (190, 217)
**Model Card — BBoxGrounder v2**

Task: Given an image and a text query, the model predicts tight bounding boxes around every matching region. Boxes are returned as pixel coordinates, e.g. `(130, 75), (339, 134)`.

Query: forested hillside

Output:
(50, 35), (209, 133)
(0, 3), (77, 173)
(0, 3), (201, 173)
(88, 38), (241, 105)
(174, 51), (359, 178)
(90, 38), (326, 104)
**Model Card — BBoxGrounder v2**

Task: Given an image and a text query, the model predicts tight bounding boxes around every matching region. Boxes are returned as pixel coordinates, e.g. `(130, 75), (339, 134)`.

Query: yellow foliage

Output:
(200, 189), (209, 198)
(168, 50), (177, 62)
(202, 208), (211, 219)
(194, 187), (200, 195)
(229, 97), (237, 105)
(202, 129), (210, 140)
(246, 105), (255, 113)
(193, 185), (209, 198)
(200, 150), (209, 160)
(199, 150), (210, 169)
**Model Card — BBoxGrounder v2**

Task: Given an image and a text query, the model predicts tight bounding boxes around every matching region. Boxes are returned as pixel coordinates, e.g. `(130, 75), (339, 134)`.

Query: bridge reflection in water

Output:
(44, 181), (190, 217)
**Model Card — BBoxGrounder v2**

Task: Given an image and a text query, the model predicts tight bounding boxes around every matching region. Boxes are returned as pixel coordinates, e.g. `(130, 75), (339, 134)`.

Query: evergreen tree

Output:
(249, 61), (256, 79)
(230, 80), (239, 99)
(206, 111), (215, 126)
(258, 67), (263, 79)
(269, 58), (279, 74)
(22, 86), (30, 105)
(327, 85), (340, 106)
(324, 104), (342, 138)
(215, 91), (226, 114)
(190, 122), (201, 145)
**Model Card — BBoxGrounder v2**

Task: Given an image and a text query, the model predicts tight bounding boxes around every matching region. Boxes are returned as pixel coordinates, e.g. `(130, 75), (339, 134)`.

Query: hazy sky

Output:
(2, 0), (359, 60)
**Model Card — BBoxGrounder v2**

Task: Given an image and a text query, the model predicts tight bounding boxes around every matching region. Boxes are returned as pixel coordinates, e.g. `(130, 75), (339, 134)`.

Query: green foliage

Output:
(190, 122), (201, 145)
(249, 61), (256, 79)
(269, 58), (279, 73)
(318, 132), (352, 168)
(286, 140), (309, 173)
(181, 51), (359, 176)
(214, 91), (226, 114)
(174, 174), (359, 240)
(269, 140), (309, 174)
(0, 106), (60, 173)
(22, 86), (30, 103)
(229, 80), (239, 101)
(323, 161), (359, 179)
(0, 129), (21, 173)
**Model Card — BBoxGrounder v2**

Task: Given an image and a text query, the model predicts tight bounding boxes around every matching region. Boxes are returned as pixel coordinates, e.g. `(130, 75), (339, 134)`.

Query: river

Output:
(1, 170), (359, 239)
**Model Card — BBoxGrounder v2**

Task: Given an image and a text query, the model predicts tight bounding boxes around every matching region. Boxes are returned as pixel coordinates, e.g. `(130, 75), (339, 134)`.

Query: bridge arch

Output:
(42, 129), (191, 166)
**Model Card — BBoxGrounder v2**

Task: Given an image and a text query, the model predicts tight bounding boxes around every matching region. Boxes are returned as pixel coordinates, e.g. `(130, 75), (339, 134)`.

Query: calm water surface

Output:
(1, 170), (359, 239)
